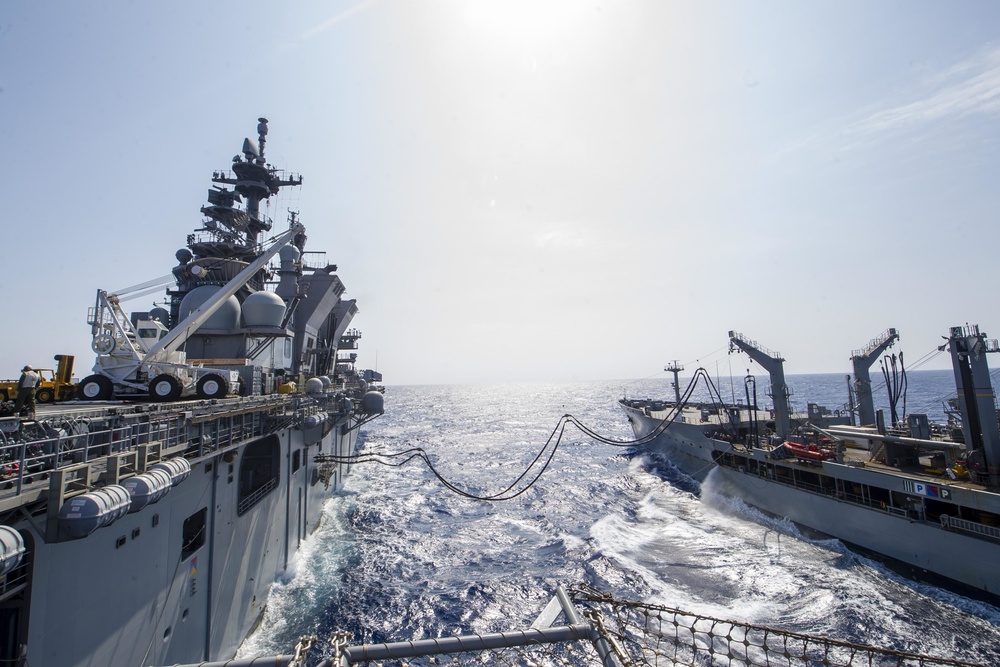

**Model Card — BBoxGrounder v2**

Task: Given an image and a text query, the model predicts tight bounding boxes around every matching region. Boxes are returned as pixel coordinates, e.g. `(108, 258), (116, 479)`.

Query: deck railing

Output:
(941, 515), (1000, 543)
(0, 395), (310, 506)
(237, 476), (280, 516)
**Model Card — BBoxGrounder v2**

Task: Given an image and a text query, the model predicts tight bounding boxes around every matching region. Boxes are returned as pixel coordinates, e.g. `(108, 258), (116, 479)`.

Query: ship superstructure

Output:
(621, 326), (1000, 603)
(78, 118), (380, 403)
(0, 119), (384, 667)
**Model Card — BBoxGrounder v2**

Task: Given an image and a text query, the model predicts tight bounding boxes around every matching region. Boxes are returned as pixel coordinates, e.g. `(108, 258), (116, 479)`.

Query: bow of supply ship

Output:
(621, 326), (1000, 605)
(0, 119), (384, 667)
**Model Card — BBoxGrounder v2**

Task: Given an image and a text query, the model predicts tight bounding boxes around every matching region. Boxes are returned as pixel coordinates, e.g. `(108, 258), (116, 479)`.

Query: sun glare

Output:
(460, 0), (599, 45)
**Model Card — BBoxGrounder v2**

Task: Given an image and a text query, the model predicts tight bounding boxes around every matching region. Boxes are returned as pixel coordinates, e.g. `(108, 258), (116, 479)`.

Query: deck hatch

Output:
(237, 434), (280, 516)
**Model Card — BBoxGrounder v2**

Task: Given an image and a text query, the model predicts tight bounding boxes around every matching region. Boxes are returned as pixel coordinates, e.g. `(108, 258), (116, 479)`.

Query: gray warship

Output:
(0, 118), (384, 666)
(621, 326), (1000, 604)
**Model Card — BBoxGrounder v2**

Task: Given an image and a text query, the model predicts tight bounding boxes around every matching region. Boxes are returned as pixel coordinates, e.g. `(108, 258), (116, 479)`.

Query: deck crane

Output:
(850, 328), (899, 427)
(947, 325), (1000, 487)
(77, 221), (304, 401)
(728, 330), (791, 441)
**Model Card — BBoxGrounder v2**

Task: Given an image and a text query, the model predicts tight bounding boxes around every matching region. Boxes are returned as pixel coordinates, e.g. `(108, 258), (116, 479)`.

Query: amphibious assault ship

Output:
(0, 119), (384, 666)
(621, 326), (1000, 603)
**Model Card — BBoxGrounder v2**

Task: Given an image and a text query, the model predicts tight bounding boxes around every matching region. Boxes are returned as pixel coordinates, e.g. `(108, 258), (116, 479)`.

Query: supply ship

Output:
(0, 118), (384, 666)
(621, 326), (1000, 604)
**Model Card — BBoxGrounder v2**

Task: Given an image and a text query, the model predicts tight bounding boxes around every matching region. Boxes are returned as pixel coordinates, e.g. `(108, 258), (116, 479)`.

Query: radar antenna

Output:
(257, 117), (268, 160)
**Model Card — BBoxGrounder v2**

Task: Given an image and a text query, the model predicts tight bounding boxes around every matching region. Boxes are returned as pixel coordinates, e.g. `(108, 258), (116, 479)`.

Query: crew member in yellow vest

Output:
(15, 365), (40, 418)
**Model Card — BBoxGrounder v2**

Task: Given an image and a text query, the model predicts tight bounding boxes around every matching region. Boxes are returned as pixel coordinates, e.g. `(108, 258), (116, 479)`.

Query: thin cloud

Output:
(773, 44), (1000, 161)
(847, 44), (1000, 137)
(300, 0), (380, 41)
(533, 223), (591, 250)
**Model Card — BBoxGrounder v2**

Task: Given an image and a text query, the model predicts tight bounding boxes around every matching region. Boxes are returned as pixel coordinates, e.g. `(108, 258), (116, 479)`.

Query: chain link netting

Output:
(570, 587), (987, 667)
(287, 587), (989, 667)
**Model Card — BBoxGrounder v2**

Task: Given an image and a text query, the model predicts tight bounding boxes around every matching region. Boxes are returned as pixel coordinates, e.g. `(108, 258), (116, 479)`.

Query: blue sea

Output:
(237, 370), (1000, 664)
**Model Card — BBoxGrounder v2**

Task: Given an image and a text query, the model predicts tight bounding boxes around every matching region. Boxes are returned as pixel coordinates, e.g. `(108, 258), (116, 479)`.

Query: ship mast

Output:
(664, 361), (684, 404)
(850, 328), (899, 427)
(728, 331), (790, 440)
(209, 117), (304, 248)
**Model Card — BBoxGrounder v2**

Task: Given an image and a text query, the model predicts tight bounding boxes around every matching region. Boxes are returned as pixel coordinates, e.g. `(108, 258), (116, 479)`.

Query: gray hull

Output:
(621, 402), (718, 480)
(621, 401), (1000, 602)
(0, 396), (366, 667)
(706, 466), (999, 596)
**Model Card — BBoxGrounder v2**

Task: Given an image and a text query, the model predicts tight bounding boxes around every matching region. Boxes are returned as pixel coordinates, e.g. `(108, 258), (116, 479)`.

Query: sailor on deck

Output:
(15, 365), (40, 418)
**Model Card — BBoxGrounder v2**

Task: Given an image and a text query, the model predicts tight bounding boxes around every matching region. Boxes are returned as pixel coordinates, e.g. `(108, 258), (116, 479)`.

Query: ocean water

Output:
(238, 370), (1000, 664)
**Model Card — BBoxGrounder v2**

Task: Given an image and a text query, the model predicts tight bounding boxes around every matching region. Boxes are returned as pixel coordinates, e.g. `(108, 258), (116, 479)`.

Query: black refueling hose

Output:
(315, 368), (742, 501)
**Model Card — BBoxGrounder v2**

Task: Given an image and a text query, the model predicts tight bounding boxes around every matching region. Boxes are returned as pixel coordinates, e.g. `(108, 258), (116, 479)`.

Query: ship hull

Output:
(621, 402), (720, 480)
(620, 401), (1000, 603)
(1, 399), (364, 667)
(706, 465), (1000, 602)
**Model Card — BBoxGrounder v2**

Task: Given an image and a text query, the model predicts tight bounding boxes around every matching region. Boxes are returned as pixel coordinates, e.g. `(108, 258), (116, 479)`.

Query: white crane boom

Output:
(140, 222), (303, 363)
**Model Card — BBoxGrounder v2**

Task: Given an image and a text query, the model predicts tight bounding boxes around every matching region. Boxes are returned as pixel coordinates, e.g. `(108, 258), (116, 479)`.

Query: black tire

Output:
(196, 373), (229, 399)
(149, 374), (182, 402)
(35, 388), (55, 404)
(77, 375), (114, 400)
(0, 390), (8, 402)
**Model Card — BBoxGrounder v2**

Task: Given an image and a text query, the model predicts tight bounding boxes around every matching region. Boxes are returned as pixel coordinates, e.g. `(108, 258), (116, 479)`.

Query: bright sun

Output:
(459, 0), (600, 45)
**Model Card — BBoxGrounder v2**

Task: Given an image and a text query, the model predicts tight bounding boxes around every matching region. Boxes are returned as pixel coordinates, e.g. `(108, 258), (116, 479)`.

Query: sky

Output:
(2, 1), (1000, 386)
